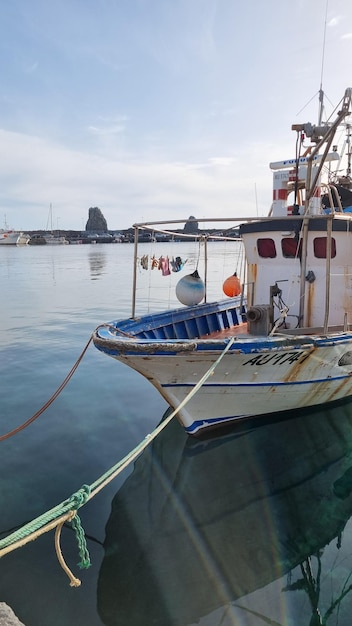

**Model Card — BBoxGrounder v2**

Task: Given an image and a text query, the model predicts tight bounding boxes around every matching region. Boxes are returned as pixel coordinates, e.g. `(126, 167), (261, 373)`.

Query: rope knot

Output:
(67, 484), (91, 510)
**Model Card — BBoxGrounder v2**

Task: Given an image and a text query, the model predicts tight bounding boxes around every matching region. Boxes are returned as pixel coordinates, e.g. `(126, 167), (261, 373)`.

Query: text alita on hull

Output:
(94, 87), (352, 436)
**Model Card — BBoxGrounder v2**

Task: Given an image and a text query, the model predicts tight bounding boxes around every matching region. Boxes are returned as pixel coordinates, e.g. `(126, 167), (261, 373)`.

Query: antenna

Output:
(318, 0), (329, 125)
(295, 0), (330, 121)
(254, 183), (258, 217)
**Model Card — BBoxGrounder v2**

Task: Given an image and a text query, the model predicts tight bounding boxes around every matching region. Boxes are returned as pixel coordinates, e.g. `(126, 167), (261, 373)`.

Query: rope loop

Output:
(54, 516), (82, 587)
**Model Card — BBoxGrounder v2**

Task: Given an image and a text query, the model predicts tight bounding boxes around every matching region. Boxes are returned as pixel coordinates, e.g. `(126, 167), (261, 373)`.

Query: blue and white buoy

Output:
(176, 270), (205, 306)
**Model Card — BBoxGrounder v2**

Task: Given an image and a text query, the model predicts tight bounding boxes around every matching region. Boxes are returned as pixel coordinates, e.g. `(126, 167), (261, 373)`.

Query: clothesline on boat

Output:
(138, 254), (188, 275)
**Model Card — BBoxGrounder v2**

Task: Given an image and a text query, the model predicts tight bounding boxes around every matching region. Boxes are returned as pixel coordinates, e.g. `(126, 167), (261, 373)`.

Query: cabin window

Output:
(281, 237), (302, 259)
(313, 237), (336, 258)
(257, 238), (276, 258)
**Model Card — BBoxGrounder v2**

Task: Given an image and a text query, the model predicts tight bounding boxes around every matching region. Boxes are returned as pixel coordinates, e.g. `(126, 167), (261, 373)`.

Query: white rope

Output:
(90, 334), (237, 498)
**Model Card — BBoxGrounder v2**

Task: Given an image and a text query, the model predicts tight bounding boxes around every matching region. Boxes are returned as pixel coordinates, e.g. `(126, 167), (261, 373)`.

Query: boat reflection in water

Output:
(98, 401), (352, 625)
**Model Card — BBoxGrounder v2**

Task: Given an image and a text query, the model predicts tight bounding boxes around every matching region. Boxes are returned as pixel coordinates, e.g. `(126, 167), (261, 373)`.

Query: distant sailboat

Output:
(44, 204), (69, 245)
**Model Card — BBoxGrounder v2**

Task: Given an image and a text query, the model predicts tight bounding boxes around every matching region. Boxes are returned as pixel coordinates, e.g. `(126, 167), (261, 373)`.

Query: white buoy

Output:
(176, 270), (205, 306)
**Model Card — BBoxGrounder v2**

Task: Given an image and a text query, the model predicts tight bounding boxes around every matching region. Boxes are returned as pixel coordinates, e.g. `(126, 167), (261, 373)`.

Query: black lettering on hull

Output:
(242, 350), (310, 367)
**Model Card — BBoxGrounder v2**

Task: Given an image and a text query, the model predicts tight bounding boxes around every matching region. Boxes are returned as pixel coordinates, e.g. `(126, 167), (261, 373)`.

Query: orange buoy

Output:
(222, 272), (241, 297)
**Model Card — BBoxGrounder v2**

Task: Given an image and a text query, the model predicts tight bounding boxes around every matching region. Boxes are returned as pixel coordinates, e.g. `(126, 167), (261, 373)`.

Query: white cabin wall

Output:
(304, 231), (352, 328)
(244, 227), (352, 329)
(244, 232), (301, 328)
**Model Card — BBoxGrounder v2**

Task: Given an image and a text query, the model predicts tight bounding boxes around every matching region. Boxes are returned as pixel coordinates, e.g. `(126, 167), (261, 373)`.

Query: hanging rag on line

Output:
(159, 256), (171, 276)
(139, 253), (188, 274)
(171, 256), (187, 272)
(140, 255), (149, 270)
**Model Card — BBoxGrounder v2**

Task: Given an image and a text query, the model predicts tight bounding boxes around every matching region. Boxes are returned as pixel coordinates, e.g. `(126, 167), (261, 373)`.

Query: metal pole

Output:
(131, 227), (139, 318)
(323, 216), (332, 333)
(298, 217), (309, 327)
(204, 236), (208, 303)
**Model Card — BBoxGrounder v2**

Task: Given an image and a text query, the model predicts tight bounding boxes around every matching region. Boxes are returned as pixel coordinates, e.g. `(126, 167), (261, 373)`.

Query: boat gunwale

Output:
(93, 323), (352, 356)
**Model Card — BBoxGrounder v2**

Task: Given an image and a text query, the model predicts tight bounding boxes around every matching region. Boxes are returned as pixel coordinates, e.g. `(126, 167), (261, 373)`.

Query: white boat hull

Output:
(95, 322), (352, 434)
(44, 235), (69, 245)
(0, 231), (20, 245)
(17, 233), (30, 245)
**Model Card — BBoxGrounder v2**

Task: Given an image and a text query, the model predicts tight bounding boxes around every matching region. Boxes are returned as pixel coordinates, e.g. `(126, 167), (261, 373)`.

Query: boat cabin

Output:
(240, 145), (352, 331)
(240, 216), (352, 330)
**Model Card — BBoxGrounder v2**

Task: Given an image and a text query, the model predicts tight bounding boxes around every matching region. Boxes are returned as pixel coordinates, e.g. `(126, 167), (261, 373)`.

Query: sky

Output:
(0, 0), (352, 232)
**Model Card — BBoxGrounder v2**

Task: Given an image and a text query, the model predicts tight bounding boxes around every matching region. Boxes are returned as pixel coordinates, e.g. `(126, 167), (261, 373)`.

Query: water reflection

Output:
(98, 401), (352, 625)
(89, 249), (106, 280)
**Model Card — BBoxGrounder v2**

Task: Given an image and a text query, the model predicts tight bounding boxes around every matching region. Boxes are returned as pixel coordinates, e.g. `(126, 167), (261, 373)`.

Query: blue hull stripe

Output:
(162, 374), (350, 389)
(185, 415), (248, 434)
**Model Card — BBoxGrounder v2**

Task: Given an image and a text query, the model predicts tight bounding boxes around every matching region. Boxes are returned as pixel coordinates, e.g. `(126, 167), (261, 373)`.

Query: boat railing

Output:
(131, 219), (245, 319)
(130, 209), (352, 328)
(321, 183), (344, 213)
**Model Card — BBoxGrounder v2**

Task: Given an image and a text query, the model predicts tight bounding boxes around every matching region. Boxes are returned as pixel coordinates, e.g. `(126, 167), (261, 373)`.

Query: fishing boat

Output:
(0, 229), (22, 245)
(93, 87), (352, 436)
(0, 217), (29, 245)
(0, 213), (30, 245)
(0, 229), (30, 245)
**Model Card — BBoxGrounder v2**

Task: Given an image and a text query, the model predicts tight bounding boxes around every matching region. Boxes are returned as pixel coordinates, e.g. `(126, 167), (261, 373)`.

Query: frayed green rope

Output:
(67, 485), (91, 569)
(70, 514), (91, 570)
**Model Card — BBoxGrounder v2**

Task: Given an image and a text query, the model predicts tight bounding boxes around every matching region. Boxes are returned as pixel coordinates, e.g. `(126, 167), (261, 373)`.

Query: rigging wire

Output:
(318, 0), (329, 124)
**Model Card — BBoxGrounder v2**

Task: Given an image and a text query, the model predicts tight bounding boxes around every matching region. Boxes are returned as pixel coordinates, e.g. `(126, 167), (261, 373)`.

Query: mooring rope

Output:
(0, 335), (236, 585)
(0, 336), (93, 441)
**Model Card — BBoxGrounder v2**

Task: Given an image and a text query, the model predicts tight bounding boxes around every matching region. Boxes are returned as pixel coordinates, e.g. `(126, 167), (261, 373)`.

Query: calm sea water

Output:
(2, 242), (352, 625)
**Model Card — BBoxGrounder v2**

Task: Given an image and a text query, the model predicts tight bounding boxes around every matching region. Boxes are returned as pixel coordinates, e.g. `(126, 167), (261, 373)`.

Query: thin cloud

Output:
(327, 16), (341, 27)
(88, 124), (126, 136)
(24, 61), (39, 74)
(88, 115), (129, 136)
(0, 128), (274, 230)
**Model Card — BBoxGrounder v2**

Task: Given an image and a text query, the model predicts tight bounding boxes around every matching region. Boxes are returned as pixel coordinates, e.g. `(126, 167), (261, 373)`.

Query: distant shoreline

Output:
(21, 227), (239, 245)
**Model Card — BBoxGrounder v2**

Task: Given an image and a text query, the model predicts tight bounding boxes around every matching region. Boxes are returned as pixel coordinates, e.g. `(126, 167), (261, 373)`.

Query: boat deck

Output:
(200, 322), (249, 339)
(200, 323), (351, 340)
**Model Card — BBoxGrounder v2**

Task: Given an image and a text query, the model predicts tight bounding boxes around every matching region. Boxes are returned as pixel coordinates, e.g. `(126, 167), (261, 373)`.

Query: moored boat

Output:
(43, 233), (69, 245)
(0, 229), (20, 245)
(17, 232), (30, 245)
(0, 229), (29, 245)
(44, 203), (69, 244)
(94, 87), (352, 436)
